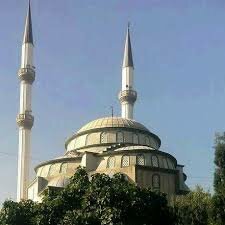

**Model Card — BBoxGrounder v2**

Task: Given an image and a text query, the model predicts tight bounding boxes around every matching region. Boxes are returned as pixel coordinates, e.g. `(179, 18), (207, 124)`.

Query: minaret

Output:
(16, 0), (35, 201)
(118, 24), (137, 119)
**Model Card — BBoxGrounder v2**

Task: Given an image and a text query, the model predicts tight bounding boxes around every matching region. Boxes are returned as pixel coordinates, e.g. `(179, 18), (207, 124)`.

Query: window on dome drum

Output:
(152, 174), (160, 190)
(37, 166), (44, 176)
(151, 155), (159, 167)
(145, 136), (150, 146)
(121, 155), (130, 167)
(163, 158), (169, 169)
(136, 154), (145, 166)
(85, 134), (91, 146)
(48, 163), (61, 176)
(101, 132), (107, 144)
(117, 132), (124, 143)
(40, 165), (51, 177)
(167, 159), (175, 169)
(60, 163), (68, 174)
(133, 133), (139, 144)
(107, 156), (115, 168)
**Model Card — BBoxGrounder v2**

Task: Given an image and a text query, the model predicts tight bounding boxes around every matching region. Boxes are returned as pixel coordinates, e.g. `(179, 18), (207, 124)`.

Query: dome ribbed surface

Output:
(48, 176), (70, 188)
(77, 117), (149, 134)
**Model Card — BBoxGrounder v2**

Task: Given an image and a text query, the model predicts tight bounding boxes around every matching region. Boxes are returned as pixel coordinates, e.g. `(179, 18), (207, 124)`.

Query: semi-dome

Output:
(65, 117), (161, 152)
(77, 117), (149, 134)
(48, 175), (70, 188)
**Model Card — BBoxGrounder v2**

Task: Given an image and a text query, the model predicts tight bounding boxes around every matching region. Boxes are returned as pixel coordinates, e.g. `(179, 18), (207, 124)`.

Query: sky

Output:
(0, 0), (225, 203)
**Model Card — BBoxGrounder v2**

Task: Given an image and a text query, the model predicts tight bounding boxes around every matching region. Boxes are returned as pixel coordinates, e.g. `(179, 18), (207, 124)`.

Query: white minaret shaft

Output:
(16, 0), (35, 201)
(119, 25), (137, 119)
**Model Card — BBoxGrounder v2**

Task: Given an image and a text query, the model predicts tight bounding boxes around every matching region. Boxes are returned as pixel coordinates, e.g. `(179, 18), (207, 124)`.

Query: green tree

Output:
(59, 169), (175, 225)
(0, 200), (38, 225)
(174, 186), (212, 225)
(212, 132), (225, 225)
(0, 168), (176, 225)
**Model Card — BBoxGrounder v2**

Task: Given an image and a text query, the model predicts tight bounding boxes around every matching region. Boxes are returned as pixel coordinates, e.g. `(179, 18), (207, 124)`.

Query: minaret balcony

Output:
(18, 67), (35, 84)
(118, 90), (137, 103)
(16, 113), (34, 129)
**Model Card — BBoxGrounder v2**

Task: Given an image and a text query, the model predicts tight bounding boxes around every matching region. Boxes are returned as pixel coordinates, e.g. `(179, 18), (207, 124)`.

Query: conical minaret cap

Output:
(122, 24), (134, 68)
(23, 0), (33, 44)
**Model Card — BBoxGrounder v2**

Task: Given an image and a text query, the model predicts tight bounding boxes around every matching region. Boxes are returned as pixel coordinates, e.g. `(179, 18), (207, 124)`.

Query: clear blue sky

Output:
(0, 0), (225, 203)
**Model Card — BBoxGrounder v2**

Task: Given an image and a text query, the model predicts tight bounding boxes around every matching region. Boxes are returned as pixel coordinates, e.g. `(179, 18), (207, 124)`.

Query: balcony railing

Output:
(16, 112), (34, 128)
(118, 90), (137, 103)
(18, 67), (35, 83)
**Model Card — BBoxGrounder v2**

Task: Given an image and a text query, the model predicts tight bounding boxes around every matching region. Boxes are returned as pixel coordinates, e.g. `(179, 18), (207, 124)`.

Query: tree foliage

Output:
(174, 186), (213, 225)
(0, 168), (175, 225)
(0, 200), (38, 225)
(212, 132), (225, 225)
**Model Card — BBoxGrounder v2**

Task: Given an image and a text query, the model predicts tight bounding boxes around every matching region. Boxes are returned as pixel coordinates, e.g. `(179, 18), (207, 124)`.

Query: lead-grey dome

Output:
(77, 117), (149, 134)
(65, 117), (161, 152)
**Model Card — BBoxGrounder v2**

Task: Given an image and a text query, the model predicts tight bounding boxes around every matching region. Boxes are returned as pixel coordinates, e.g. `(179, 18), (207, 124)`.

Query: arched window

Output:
(48, 163), (60, 177)
(152, 174), (160, 190)
(40, 165), (51, 177)
(60, 163), (68, 174)
(107, 156), (115, 168)
(167, 159), (175, 169)
(37, 166), (44, 176)
(136, 154), (145, 166)
(85, 134), (91, 145)
(151, 155), (159, 167)
(163, 158), (168, 169)
(121, 155), (130, 167)
(107, 132), (116, 143)
(145, 136), (150, 146)
(133, 134), (139, 144)
(117, 132), (124, 143)
(101, 132), (107, 143)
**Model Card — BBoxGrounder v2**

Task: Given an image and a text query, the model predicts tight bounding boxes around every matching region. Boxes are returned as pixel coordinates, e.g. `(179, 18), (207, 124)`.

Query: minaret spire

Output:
(23, 0), (33, 45)
(16, 0), (35, 201)
(118, 24), (137, 119)
(122, 23), (134, 68)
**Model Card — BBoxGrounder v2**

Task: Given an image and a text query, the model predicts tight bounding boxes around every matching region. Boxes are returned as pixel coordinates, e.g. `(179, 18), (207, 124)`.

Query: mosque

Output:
(16, 2), (189, 202)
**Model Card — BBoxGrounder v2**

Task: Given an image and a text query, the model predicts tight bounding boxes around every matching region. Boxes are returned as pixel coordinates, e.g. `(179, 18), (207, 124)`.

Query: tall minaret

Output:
(16, 0), (35, 201)
(118, 25), (137, 119)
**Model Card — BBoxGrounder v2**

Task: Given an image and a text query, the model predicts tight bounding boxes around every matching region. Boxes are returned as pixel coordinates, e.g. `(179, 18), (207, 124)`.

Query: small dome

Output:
(77, 117), (149, 134)
(48, 175), (70, 188)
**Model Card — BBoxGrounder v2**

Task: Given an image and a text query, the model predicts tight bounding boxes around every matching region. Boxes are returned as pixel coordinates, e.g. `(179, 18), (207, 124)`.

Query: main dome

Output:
(65, 117), (161, 153)
(77, 117), (150, 134)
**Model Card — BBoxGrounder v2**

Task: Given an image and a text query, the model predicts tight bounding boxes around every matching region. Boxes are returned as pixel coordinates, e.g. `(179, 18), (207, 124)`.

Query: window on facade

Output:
(117, 132), (124, 143)
(107, 157), (115, 168)
(136, 154), (145, 166)
(145, 136), (150, 146)
(60, 163), (68, 174)
(101, 132), (107, 143)
(121, 155), (130, 167)
(152, 174), (160, 190)
(151, 155), (159, 167)
(163, 158), (168, 169)
(133, 134), (139, 144)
